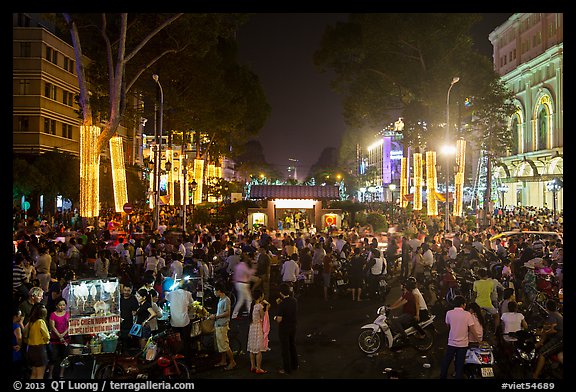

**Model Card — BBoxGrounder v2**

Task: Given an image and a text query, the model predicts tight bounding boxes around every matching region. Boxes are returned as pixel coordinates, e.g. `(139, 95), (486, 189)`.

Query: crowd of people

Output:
(12, 203), (562, 379)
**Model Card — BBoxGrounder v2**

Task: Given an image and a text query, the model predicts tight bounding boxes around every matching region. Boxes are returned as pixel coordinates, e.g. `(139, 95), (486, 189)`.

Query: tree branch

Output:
(124, 13), (184, 63)
(63, 13), (92, 127)
(125, 43), (192, 92)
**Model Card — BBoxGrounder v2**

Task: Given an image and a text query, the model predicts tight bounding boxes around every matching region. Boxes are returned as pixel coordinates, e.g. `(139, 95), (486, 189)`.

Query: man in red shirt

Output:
(387, 280), (417, 339)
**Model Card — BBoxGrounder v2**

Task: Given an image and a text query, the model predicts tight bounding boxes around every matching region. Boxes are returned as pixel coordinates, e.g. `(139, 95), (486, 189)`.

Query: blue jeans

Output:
(440, 345), (468, 379)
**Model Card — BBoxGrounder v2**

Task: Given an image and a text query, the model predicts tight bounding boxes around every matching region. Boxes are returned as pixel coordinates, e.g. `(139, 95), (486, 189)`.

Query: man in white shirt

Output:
(165, 281), (193, 355)
(170, 254), (184, 280)
(421, 242), (434, 269)
(446, 239), (458, 261)
(177, 239), (187, 261)
(281, 253), (300, 285)
(145, 248), (165, 273)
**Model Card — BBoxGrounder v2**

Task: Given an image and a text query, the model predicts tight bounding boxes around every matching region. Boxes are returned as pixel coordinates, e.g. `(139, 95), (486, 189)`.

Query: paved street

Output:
(194, 276), (449, 380)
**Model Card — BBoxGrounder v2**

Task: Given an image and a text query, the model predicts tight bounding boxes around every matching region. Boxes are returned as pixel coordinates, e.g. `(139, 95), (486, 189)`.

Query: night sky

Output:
(236, 13), (514, 180)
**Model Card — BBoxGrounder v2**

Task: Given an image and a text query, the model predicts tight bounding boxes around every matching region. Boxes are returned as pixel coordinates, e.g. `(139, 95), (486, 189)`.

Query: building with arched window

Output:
(489, 13), (563, 211)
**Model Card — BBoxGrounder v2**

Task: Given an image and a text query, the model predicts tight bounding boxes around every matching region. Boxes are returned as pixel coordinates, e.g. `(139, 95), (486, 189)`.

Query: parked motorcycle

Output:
(329, 257), (350, 298)
(463, 341), (496, 378)
(94, 329), (191, 379)
(358, 305), (435, 354)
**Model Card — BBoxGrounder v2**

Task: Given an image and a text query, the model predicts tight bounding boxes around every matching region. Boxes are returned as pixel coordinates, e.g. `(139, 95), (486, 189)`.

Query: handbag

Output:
(200, 318), (215, 334)
(190, 319), (202, 337)
(129, 323), (143, 337)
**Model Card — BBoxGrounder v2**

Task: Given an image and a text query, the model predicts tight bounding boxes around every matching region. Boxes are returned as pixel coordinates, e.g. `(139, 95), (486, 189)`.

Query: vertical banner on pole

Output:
(80, 125), (101, 218)
(400, 157), (408, 208)
(166, 149), (174, 206)
(413, 153), (423, 210)
(110, 136), (128, 213)
(426, 151), (438, 216)
(453, 139), (466, 217)
(193, 159), (205, 205)
(149, 147), (155, 210)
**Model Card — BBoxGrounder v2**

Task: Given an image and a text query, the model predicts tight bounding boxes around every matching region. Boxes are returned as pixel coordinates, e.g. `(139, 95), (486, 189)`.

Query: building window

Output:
(63, 90), (74, 106)
(511, 116), (520, 155)
(46, 46), (58, 64)
(548, 19), (557, 38)
(17, 116), (29, 132)
(532, 32), (542, 48)
(20, 42), (31, 57)
(44, 118), (56, 135)
(17, 13), (31, 27)
(44, 82), (57, 100)
(537, 106), (549, 150)
(524, 120), (533, 153)
(63, 123), (73, 139)
(63, 57), (75, 73)
(19, 80), (30, 95)
(513, 48), (516, 59)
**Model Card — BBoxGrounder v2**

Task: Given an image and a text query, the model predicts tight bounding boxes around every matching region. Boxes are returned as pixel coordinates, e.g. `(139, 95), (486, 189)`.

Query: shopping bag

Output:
(190, 320), (202, 337)
(129, 323), (143, 337)
(200, 318), (215, 334)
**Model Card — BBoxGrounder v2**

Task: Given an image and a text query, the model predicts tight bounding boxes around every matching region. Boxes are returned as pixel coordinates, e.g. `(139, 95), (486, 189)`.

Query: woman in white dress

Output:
(247, 290), (269, 374)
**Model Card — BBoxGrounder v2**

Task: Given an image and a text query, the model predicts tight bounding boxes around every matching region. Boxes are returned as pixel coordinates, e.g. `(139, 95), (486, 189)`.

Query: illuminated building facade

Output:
(13, 13), (136, 213)
(363, 128), (404, 203)
(489, 13), (563, 211)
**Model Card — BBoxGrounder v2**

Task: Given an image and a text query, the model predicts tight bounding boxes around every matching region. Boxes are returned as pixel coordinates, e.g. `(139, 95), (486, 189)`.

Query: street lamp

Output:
(445, 76), (460, 233)
(152, 74), (164, 232)
(388, 183), (396, 226)
(497, 183), (509, 209)
(546, 177), (563, 220)
(388, 183), (396, 203)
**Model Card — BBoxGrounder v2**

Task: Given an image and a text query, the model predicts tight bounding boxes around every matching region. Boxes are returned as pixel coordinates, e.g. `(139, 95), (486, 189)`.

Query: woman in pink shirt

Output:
(47, 298), (70, 379)
(231, 254), (255, 319)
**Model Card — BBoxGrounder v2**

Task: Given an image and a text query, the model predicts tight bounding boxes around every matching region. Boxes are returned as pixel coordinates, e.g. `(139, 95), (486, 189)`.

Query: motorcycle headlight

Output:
(519, 350), (535, 361)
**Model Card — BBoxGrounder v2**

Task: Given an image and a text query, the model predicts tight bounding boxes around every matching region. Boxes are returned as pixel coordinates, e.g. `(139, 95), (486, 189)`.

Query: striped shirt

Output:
(13, 264), (26, 291)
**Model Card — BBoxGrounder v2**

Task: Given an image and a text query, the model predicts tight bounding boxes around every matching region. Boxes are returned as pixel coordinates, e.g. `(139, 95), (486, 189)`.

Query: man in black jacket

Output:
(274, 283), (298, 374)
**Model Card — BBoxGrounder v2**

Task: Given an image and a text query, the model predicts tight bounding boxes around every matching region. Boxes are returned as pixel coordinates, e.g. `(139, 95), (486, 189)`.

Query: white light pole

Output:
(445, 76), (460, 234)
(152, 74), (163, 232)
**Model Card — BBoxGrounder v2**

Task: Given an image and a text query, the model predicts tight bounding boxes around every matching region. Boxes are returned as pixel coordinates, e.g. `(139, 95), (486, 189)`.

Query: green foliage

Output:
(366, 212), (388, 233)
(314, 13), (515, 166)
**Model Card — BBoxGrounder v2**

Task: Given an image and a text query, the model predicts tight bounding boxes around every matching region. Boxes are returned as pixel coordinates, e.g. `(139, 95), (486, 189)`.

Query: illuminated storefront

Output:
(247, 185), (341, 231)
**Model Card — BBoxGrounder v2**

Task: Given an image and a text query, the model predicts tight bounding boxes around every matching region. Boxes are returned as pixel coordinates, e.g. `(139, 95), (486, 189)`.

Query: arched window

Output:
(537, 106), (549, 150)
(511, 116), (520, 154)
(524, 121), (533, 152)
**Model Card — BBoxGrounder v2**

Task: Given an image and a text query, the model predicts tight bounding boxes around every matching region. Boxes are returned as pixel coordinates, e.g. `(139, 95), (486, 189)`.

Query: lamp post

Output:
(497, 183), (509, 209)
(546, 177), (563, 221)
(445, 76), (460, 234)
(152, 74), (164, 232)
(388, 183), (396, 225)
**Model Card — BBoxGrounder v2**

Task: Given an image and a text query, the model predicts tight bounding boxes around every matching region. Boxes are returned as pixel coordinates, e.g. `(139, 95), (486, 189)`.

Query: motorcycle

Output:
(94, 329), (191, 379)
(499, 329), (563, 379)
(358, 305), (436, 354)
(463, 341), (496, 378)
(329, 257), (350, 298)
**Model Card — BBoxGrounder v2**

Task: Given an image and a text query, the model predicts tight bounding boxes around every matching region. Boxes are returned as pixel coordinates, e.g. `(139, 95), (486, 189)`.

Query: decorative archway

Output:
(532, 91), (554, 150)
(508, 102), (525, 155)
(548, 155), (563, 175)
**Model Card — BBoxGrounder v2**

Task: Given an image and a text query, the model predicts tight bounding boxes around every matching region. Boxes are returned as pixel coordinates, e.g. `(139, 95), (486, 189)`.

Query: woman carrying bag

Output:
(132, 288), (157, 349)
